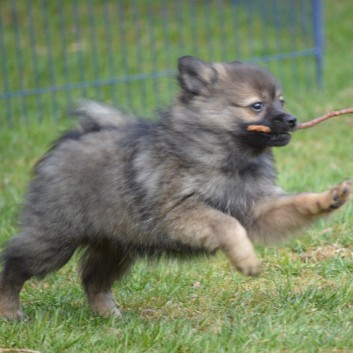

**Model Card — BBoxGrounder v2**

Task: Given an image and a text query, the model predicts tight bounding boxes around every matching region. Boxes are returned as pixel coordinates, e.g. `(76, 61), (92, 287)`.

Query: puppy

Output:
(0, 56), (350, 320)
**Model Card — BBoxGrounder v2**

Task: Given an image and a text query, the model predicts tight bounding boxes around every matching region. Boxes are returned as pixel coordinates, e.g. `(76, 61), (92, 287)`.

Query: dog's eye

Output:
(250, 102), (264, 112)
(279, 98), (285, 106)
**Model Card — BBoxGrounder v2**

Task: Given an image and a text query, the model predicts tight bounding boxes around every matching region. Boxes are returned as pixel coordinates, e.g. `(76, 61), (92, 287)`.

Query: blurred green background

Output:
(1, 0), (321, 123)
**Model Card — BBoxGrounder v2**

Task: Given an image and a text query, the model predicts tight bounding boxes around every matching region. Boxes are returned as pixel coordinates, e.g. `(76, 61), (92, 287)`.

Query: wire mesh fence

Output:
(0, 0), (323, 125)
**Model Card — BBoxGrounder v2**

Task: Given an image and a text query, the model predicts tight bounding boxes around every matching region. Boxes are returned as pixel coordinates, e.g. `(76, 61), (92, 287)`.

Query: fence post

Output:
(312, 0), (324, 88)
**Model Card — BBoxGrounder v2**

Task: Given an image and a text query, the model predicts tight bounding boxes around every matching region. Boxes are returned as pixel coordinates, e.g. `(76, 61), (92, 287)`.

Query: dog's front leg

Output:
(250, 179), (351, 244)
(164, 202), (261, 276)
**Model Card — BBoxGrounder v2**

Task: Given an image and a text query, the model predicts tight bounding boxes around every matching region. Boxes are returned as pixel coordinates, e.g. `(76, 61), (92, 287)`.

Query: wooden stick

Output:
(246, 125), (271, 133)
(246, 107), (353, 133)
(297, 107), (353, 129)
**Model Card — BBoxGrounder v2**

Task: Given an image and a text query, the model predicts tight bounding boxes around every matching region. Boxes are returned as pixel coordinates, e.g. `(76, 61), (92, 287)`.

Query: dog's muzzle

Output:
(283, 115), (297, 130)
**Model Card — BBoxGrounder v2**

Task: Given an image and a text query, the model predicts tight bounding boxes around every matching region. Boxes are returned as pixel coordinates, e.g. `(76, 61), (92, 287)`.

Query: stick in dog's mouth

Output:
(246, 125), (272, 133)
(247, 107), (353, 134)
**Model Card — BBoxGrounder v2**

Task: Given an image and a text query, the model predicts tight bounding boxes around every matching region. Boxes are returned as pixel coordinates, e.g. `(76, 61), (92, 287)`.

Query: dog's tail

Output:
(68, 99), (133, 133)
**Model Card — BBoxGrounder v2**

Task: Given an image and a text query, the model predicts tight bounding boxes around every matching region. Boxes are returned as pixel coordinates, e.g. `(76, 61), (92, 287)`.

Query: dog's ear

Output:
(177, 56), (217, 95)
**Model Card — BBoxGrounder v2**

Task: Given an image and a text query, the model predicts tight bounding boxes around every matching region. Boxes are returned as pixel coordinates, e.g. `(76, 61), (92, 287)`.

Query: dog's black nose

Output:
(284, 115), (297, 128)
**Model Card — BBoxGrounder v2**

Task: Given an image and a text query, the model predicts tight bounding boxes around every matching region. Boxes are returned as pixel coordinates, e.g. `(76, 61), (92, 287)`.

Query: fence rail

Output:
(0, 0), (323, 124)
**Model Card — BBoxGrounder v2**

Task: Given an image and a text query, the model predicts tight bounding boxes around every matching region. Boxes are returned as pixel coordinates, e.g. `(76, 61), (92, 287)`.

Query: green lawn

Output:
(1, 1), (353, 353)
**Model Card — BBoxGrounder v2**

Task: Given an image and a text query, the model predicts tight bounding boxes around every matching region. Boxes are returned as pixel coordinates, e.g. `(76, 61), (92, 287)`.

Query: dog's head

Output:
(177, 56), (296, 149)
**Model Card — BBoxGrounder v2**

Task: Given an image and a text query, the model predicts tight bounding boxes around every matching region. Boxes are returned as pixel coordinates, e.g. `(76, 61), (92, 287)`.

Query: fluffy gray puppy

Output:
(0, 56), (350, 320)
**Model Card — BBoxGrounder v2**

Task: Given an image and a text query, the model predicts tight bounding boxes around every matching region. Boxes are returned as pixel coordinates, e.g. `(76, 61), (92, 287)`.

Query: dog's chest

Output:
(199, 160), (276, 225)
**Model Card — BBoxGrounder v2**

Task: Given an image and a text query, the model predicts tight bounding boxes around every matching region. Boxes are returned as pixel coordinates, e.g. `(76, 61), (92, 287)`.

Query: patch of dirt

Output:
(300, 244), (352, 263)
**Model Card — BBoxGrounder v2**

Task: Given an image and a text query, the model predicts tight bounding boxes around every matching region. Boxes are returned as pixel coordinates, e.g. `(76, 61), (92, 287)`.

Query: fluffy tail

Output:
(68, 99), (133, 133)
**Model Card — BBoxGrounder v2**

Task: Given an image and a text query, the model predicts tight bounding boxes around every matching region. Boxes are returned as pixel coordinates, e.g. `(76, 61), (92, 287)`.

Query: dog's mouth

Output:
(267, 131), (291, 146)
(242, 123), (293, 147)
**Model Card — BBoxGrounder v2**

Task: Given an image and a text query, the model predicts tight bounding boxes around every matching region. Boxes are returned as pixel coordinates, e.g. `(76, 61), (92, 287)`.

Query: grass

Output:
(1, 1), (353, 352)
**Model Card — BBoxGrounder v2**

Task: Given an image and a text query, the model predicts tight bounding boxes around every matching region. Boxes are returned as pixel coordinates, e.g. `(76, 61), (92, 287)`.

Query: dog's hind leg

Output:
(0, 231), (77, 320)
(80, 240), (135, 317)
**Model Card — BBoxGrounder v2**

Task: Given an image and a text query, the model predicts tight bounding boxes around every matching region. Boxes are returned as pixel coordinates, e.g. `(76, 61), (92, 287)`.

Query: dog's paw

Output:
(92, 304), (122, 318)
(88, 291), (122, 318)
(328, 179), (351, 210)
(0, 307), (26, 321)
(0, 293), (26, 321)
(235, 255), (262, 277)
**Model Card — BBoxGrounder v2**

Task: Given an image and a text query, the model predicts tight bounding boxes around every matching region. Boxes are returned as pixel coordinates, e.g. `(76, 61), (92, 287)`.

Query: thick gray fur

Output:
(0, 56), (350, 320)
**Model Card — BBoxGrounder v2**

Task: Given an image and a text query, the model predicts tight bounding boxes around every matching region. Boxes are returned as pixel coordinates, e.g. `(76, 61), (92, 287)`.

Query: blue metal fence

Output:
(0, 0), (323, 124)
